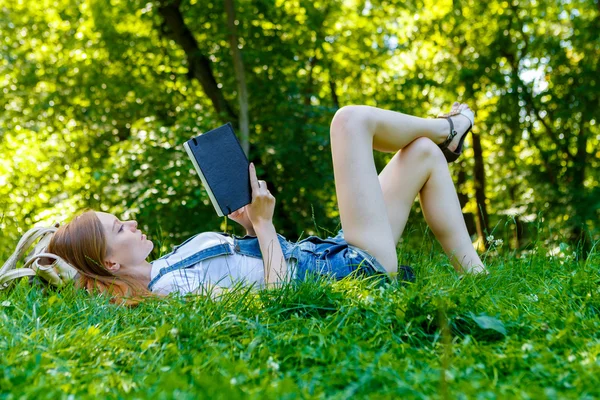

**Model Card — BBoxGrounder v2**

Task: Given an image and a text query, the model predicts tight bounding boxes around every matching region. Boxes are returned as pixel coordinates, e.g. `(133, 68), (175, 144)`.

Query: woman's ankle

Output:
(431, 119), (451, 144)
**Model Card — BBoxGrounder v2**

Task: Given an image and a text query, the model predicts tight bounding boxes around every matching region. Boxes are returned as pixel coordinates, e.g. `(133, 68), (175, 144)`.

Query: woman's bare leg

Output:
(378, 138), (486, 273)
(329, 105), (471, 274)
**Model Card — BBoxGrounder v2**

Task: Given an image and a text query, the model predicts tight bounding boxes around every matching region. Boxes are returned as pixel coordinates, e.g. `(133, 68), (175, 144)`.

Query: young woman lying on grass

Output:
(7, 103), (488, 304)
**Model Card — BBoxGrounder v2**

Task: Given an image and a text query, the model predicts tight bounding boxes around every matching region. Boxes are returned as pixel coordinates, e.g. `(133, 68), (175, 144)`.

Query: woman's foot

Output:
(446, 104), (473, 152)
(464, 264), (489, 275)
(437, 103), (474, 162)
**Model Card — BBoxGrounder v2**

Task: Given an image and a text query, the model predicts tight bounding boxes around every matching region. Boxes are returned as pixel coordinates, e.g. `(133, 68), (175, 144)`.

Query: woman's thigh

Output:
(329, 107), (398, 273)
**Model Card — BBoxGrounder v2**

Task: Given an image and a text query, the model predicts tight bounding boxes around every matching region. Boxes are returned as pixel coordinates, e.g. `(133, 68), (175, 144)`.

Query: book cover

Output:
(183, 123), (251, 217)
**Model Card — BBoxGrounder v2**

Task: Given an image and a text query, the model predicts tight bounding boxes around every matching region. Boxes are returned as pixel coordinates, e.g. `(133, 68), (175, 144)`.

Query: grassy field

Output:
(1, 232), (599, 399)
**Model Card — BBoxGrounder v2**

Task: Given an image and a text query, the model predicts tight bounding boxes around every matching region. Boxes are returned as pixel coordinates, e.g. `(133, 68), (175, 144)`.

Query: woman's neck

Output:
(121, 261), (153, 287)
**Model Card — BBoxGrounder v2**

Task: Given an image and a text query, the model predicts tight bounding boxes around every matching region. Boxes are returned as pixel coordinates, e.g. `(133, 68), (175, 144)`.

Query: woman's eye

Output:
(119, 225), (124, 233)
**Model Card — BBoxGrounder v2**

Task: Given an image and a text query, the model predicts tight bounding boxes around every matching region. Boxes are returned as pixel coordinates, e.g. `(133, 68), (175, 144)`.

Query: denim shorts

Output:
(292, 230), (389, 281)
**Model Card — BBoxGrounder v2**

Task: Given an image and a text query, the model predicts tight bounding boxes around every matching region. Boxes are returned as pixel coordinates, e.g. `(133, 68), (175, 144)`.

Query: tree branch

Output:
(157, 1), (237, 122)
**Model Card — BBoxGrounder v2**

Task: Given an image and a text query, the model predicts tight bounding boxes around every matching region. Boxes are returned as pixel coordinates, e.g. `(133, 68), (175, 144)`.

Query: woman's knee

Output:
(402, 137), (444, 161)
(330, 105), (375, 140)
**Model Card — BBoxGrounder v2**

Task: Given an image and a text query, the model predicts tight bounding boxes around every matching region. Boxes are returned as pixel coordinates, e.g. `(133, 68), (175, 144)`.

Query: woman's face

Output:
(95, 212), (154, 268)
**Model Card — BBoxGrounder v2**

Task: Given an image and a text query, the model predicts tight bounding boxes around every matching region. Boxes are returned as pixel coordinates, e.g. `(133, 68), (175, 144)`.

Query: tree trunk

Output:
(224, 0), (249, 156)
(571, 121), (591, 256)
(471, 131), (490, 245)
(507, 185), (524, 250)
(157, 1), (237, 123)
(456, 165), (477, 237)
(303, 56), (318, 106)
(329, 79), (340, 110)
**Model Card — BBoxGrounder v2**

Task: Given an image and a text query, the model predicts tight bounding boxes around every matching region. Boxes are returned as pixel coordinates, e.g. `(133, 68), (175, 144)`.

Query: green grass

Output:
(1, 236), (599, 399)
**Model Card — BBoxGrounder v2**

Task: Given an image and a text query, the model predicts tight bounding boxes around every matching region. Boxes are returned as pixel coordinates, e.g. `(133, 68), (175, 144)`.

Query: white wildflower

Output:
(521, 343), (534, 352)
(527, 294), (539, 302)
(267, 356), (280, 372)
(444, 370), (455, 381)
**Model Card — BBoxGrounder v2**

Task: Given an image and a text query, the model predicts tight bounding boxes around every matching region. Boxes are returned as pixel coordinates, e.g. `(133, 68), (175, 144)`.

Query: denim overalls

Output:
(148, 230), (388, 291)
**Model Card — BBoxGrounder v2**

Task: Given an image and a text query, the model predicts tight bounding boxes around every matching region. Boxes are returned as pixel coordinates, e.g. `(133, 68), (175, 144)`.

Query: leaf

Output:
(47, 295), (60, 306)
(86, 326), (101, 336)
(467, 312), (507, 336)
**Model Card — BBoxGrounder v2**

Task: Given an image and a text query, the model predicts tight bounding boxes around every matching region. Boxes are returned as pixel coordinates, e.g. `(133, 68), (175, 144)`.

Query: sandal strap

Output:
(436, 109), (462, 119)
(439, 117), (457, 149)
(438, 108), (475, 126)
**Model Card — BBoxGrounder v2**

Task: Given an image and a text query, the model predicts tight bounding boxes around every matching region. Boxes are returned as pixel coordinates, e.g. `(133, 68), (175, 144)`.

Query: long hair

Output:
(47, 210), (153, 306)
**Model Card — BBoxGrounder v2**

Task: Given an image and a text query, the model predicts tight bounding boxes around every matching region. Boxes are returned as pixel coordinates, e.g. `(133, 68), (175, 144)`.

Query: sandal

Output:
(436, 104), (475, 163)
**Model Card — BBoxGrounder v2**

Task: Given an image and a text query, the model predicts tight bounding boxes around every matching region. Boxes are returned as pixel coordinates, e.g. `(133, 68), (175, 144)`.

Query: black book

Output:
(183, 123), (251, 217)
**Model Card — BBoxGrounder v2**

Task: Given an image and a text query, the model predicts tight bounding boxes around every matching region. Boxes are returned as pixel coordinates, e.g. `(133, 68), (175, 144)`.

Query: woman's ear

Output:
(103, 259), (121, 273)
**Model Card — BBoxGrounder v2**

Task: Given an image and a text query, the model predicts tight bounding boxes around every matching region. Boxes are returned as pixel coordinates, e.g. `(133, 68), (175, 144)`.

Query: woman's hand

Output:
(228, 206), (256, 236)
(246, 163), (276, 227)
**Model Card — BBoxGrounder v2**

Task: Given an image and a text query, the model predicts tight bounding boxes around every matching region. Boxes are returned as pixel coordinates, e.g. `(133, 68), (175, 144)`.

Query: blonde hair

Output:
(0, 210), (156, 306)
(45, 210), (154, 306)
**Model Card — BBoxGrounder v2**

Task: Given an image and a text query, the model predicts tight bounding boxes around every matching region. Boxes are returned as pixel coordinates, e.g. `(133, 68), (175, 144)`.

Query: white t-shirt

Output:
(149, 232), (265, 295)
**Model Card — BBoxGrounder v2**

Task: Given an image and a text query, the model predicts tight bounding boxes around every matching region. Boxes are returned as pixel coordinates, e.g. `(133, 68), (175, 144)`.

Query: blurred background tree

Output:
(0, 0), (598, 258)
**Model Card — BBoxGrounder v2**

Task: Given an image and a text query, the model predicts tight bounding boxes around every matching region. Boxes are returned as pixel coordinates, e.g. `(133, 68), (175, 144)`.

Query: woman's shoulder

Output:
(154, 232), (233, 262)
(191, 231), (234, 246)
(176, 231), (233, 252)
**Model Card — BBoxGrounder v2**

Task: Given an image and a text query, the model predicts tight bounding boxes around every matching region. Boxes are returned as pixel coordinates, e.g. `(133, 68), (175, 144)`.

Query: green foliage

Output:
(0, 1), (598, 251)
(1, 240), (600, 398)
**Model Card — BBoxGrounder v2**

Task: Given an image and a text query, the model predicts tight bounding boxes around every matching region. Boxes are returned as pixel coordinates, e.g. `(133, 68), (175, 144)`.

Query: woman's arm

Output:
(254, 220), (287, 284)
(246, 163), (287, 285)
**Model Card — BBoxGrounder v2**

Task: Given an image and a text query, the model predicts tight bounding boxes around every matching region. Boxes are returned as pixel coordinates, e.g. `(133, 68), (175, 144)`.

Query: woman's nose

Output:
(129, 220), (138, 230)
